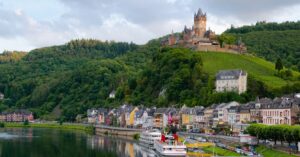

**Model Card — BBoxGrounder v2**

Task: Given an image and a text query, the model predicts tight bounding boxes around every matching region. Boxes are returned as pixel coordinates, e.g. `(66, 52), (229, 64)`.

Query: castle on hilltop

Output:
(163, 9), (246, 53)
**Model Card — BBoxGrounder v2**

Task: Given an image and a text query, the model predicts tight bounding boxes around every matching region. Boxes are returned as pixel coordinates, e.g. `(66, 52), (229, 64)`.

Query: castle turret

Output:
(193, 8), (207, 38)
(168, 30), (176, 46)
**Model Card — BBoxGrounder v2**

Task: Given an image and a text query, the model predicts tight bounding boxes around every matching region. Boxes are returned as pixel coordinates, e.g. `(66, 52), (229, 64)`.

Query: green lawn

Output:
(199, 52), (300, 89)
(256, 145), (298, 157)
(202, 146), (242, 156)
(2, 122), (94, 133)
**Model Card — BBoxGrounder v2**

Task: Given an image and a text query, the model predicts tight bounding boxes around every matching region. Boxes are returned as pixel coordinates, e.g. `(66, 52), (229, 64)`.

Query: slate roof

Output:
(155, 108), (168, 114)
(146, 108), (156, 117)
(135, 109), (145, 118)
(2, 109), (32, 115)
(260, 97), (294, 109)
(216, 69), (247, 80)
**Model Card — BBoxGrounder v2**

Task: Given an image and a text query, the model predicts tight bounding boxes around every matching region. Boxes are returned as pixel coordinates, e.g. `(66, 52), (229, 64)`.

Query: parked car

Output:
(245, 152), (254, 156)
(235, 148), (242, 154)
(216, 143), (226, 148)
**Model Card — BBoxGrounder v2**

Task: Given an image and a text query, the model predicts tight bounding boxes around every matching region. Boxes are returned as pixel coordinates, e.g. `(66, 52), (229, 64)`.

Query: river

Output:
(0, 128), (162, 157)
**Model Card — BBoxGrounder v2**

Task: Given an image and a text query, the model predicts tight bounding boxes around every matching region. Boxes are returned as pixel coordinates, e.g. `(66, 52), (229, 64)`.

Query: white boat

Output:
(154, 136), (187, 156)
(139, 129), (161, 149)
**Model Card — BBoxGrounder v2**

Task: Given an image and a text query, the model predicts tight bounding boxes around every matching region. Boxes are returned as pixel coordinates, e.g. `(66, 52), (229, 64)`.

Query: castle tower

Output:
(193, 8), (207, 38)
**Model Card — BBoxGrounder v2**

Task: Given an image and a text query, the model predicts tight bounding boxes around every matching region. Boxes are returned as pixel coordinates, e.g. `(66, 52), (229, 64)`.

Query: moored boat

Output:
(154, 139), (187, 156)
(139, 129), (161, 149)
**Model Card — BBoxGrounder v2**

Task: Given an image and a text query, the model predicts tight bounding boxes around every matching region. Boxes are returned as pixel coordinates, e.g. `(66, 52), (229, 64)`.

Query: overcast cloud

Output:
(0, 0), (299, 52)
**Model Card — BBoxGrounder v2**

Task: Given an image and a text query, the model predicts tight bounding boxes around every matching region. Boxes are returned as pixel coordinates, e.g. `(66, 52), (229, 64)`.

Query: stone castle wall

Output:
(195, 45), (240, 54)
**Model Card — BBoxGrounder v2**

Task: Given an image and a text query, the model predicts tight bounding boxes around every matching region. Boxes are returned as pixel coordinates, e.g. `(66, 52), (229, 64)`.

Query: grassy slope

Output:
(202, 146), (241, 156)
(199, 52), (300, 89)
(256, 145), (298, 157)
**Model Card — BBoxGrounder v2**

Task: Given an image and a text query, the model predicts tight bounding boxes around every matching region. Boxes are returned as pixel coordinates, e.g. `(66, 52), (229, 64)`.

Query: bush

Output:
(0, 122), (5, 128)
(23, 120), (29, 126)
(133, 133), (140, 140)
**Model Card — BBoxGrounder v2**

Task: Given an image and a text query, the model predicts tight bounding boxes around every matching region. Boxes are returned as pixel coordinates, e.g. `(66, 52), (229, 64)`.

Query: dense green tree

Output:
(226, 21), (300, 71)
(275, 58), (283, 72)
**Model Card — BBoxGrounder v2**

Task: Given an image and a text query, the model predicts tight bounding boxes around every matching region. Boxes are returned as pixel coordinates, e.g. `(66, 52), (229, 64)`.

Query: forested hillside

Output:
(225, 21), (300, 71)
(0, 39), (299, 121)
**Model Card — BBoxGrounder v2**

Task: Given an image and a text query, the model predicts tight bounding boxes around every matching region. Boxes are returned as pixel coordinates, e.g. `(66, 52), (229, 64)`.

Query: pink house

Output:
(261, 97), (299, 125)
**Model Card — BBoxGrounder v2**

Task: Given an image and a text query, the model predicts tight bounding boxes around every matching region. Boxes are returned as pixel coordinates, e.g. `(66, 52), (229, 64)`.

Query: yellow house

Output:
(129, 107), (139, 126)
(182, 114), (190, 125)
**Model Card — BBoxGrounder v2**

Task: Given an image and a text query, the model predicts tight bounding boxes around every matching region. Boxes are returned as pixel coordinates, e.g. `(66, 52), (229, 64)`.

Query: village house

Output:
(181, 105), (196, 130)
(153, 108), (167, 129)
(221, 101), (240, 124)
(166, 107), (180, 126)
(128, 107), (139, 127)
(2, 110), (33, 122)
(142, 108), (156, 129)
(97, 108), (108, 124)
(109, 90), (116, 99)
(250, 98), (272, 123)
(203, 104), (217, 133)
(87, 109), (98, 124)
(227, 106), (239, 125)
(260, 97), (300, 125)
(134, 108), (148, 128)
(193, 106), (205, 131)
(216, 69), (247, 94)
(212, 103), (226, 126)
(237, 105), (251, 124)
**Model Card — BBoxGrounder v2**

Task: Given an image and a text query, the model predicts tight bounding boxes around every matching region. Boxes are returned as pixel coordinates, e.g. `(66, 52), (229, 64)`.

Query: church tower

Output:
(193, 8), (207, 38)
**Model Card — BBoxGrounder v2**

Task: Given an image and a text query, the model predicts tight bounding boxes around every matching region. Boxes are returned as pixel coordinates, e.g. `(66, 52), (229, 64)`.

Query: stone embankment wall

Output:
(95, 125), (142, 137)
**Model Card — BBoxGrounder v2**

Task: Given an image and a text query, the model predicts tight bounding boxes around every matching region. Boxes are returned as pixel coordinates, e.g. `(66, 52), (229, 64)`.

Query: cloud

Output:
(0, 0), (299, 52)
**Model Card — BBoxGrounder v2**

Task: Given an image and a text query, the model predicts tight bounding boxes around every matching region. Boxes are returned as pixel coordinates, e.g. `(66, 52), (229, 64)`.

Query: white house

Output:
(142, 116), (154, 129)
(134, 109), (148, 127)
(216, 69), (247, 94)
(221, 101), (240, 123)
(0, 92), (4, 100)
(227, 106), (239, 125)
(109, 90), (116, 99)
(87, 109), (98, 124)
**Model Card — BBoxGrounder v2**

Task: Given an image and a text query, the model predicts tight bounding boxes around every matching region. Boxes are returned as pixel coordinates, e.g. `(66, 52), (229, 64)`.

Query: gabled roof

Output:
(135, 109), (143, 118)
(260, 97), (294, 109)
(194, 106), (204, 116)
(2, 109), (32, 115)
(146, 108), (156, 116)
(228, 106), (238, 113)
(155, 108), (168, 114)
(98, 108), (108, 115)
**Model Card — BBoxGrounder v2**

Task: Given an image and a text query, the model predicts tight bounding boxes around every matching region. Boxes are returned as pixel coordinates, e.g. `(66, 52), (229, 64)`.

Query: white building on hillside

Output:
(0, 92), (4, 100)
(216, 69), (247, 94)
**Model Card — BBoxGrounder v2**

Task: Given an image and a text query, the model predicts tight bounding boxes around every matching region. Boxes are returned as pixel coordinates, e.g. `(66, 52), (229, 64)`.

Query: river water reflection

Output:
(0, 128), (161, 157)
(0, 128), (210, 157)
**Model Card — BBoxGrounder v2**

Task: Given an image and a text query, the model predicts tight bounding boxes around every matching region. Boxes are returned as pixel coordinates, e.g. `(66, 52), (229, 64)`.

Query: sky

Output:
(0, 0), (299, 52)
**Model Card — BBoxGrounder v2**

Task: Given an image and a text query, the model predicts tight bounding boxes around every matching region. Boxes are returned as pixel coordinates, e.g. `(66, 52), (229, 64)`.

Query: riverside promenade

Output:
(94, 125), (142, 137)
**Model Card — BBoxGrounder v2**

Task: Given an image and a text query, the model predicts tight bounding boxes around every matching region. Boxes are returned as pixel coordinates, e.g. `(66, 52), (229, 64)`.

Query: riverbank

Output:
(1, 122), (95, 133)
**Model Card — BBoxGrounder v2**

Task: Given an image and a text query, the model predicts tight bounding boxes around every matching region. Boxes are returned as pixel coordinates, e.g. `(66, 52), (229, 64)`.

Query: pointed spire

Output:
(197, 8), (203, 16)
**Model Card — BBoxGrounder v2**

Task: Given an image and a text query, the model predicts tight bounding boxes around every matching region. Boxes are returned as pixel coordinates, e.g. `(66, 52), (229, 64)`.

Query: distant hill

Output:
(225, 21), (300, 71)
